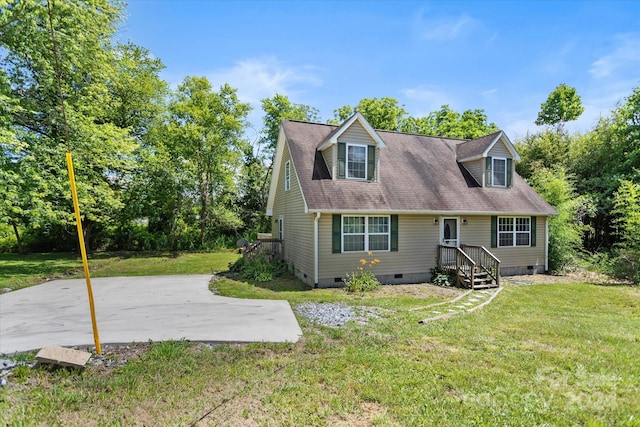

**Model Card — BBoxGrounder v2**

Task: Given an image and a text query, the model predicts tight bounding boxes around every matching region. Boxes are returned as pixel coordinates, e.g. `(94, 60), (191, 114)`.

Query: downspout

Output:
(545, 217), (549, 272)
(314, 211), (321, 288)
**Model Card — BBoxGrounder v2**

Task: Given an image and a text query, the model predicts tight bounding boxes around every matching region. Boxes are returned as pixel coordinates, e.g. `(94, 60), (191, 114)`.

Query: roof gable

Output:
(456, 131), (521, 162)
(317, 112), (385, 151)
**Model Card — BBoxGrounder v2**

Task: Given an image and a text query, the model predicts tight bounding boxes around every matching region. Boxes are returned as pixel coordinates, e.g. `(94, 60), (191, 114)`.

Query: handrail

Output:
(460, 244), (501, 286)
(438, 245), (476, 288)
(243, 238), (284, 260)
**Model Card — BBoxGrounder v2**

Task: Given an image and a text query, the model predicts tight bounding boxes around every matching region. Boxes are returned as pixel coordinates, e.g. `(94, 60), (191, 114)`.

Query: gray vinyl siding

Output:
(488, 142), (510, 158)
(322, 144), (335, 178)
(337, 121), (375, 145)
(318, 214), (438, 286)
(461, 215), (547, 273)
(462, 159), (484, 185)
(271, 140), (314, 283)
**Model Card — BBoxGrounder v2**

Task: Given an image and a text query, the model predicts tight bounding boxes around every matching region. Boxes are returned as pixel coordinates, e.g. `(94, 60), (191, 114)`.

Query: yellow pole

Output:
(66, 152), (102, 355)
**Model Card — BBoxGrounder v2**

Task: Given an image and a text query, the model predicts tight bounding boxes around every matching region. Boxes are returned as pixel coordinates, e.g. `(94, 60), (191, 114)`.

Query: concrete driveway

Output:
(0, 275), (302, 354)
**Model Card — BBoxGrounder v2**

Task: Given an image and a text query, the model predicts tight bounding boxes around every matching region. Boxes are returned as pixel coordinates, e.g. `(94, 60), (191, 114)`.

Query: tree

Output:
(164, 77), (250, 246)
(260, 94), (319, 155)
(331, 97), (408, 131)
(535, 83), (584, 129)
(400, 105), (499, 139)
(612, 180), (640, 284)
(1, 0), (136, 252)
(528, 166), (591, 272)
(515, 129), (573, 180)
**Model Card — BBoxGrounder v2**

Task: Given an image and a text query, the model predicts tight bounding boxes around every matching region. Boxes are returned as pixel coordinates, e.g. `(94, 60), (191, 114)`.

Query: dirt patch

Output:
(374, 283), (463, 299)
(502, 271), (624, 286)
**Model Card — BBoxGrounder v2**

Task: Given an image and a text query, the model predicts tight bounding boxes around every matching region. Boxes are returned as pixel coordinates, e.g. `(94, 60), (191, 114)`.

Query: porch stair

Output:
(438, 245), (500, 290)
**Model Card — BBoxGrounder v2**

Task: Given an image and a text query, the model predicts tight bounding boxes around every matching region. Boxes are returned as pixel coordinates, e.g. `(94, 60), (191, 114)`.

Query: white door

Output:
(440, 217), (459, 266)
(441, 217), (459, 247)
(278, 217), (284, 240)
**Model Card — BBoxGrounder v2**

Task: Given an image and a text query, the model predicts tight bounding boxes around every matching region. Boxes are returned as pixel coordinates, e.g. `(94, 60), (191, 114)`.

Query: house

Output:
(265, 113), (556, 288)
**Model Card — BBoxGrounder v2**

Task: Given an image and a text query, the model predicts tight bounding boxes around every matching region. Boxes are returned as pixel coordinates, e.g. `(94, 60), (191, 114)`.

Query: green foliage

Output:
(515, 129), (573, 179)
(343, 253), (381, 293)
(528, 166), (591, 272)
(260, 93), (319, 155)
(535, 83), (584, 127)
(331, 96), (408, 131)
(230, 253), (288, 282)
(400, 105), (499, 139)
(612, 180), (640, 284)
(429, 267), (455, 287)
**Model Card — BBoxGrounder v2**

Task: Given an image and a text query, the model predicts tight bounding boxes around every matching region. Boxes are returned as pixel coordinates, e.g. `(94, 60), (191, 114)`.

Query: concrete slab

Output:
(0, 275), (302, 354)
(36, 346), (91, 369)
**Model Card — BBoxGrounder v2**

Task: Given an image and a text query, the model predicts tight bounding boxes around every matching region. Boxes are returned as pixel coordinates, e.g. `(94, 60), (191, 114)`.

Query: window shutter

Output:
(337, 143), (346, 179)
(332, 214), (341, 253)
(485, 156), (492, 187)
(531, 216), (537, 247)
(491, 216), (497, 248)
(390, 215), (398, 252)
(367, 145), (376, 181)
(507, 158), (513, 187)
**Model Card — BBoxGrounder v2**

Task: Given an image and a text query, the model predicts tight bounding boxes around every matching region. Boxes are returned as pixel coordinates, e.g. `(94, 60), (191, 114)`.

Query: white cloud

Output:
(400, 85), (456, 116)
(206, 57), (323, 105)
(589, 33), (640, 78)
(413, 10), (477, 41)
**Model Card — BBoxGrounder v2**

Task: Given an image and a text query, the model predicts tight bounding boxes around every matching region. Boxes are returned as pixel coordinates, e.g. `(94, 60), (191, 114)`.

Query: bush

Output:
(230, 253), (287, 282)
(343, 252), (381, 293)
(430, 267), (455, 287)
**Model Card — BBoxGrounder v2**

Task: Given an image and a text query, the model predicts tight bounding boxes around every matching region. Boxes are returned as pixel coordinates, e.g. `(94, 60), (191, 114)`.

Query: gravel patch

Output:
(295, 302), (383, 328)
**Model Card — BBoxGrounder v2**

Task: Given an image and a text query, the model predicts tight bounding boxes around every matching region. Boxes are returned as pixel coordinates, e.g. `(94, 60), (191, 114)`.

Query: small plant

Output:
(430, 267), (455, 287)
(343, 252), (381, 293)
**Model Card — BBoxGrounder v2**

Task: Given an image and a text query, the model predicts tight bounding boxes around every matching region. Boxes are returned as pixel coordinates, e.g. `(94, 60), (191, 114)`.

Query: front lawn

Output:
(1, 257), (638, 426)
(0, 250), (240, 291)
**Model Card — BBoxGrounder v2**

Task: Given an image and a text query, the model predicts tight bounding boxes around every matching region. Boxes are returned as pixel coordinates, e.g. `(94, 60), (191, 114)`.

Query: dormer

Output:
(456, 131), (520, 188)
(317, 112), (385, 182)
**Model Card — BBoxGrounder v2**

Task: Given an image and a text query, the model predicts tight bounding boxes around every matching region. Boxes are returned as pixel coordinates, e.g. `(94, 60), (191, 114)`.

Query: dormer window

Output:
(492, 157), (507, 187)
(485, 156), (513, 187)
(347, 144), (367, 179)
(337, 142), (377, 181)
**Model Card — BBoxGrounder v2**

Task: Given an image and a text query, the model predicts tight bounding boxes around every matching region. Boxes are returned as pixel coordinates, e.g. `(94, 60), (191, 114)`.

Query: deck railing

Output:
(437, 245), (476, 288)
(437, 244), (501, 288)
(243, 238), (284, 260)
(460, 244), (501, 286)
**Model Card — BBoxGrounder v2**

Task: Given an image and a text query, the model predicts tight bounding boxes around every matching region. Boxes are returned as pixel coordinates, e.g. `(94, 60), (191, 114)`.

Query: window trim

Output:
(346, 143), (368, 180)
(492, 157), (507, 188)
(497, 216), (530, 247)
(342, 215), (390, 252)
(284, 160), (291, 191)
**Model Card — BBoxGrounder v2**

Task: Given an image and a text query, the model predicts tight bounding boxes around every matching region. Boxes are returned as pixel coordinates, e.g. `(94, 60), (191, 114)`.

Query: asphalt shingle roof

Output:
(283, 120), (556, 215)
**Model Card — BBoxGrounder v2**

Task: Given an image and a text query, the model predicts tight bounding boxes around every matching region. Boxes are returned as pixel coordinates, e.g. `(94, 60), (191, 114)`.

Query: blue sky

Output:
(120, 0), (640, 140)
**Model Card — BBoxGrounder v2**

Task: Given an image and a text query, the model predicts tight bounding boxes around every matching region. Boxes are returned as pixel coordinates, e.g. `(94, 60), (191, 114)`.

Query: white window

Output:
(284, 160), (290, 191)
(347, 144), (367, 179)
(342, 216), (389, 252)
(493, 157), (507, 187)
(498, 217), (530, 247)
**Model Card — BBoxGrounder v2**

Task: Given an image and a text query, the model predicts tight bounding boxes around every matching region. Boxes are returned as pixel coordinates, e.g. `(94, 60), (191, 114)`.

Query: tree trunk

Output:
(11, 221), (24, 254)
(83, 220), (93, 256)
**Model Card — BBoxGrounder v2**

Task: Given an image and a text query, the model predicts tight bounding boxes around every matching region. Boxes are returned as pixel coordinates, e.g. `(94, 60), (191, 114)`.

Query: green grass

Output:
(1, 253), (639, 425)
(0, 250), (240, 291)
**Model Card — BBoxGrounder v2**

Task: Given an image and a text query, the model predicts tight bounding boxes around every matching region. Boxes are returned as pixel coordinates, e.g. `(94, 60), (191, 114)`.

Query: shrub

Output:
(429, 267), (455, 287)
(343, 252), (381, 293)
(229, 253), (287, 282)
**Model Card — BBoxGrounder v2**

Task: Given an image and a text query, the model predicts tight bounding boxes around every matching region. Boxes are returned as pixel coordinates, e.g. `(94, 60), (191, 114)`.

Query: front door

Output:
(440, 217), (459, 267)
(441, 217), (459, 247)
